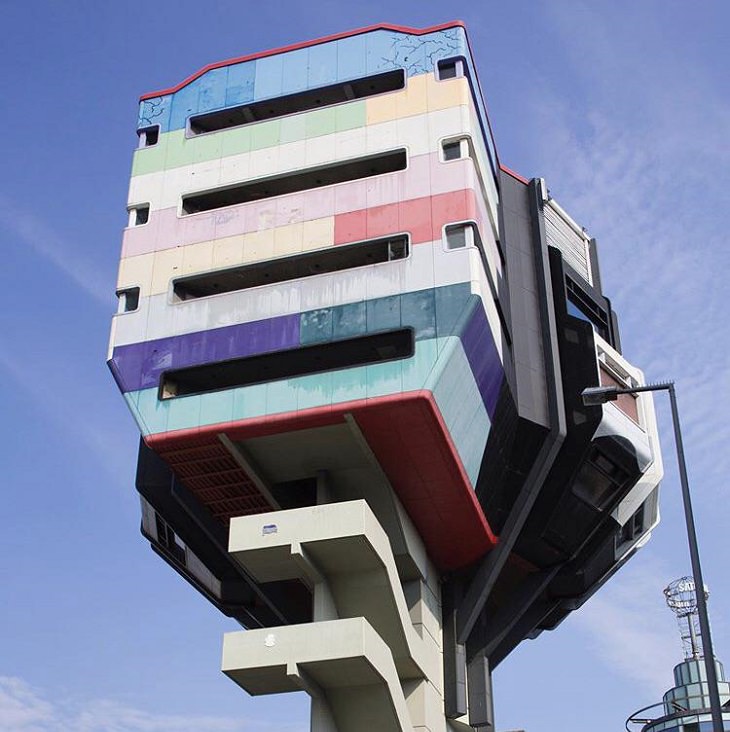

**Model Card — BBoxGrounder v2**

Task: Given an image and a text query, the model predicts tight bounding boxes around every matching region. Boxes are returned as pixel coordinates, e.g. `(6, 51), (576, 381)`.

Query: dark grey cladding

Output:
(135, 439), (312, 628)
(452, 174), (657, 692)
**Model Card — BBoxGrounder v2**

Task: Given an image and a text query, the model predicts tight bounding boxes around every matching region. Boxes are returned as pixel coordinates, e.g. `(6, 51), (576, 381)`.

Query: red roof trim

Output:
(500, 164), (530, 185)
(421, 391), (498, 547)
(140, 21), (467, 101)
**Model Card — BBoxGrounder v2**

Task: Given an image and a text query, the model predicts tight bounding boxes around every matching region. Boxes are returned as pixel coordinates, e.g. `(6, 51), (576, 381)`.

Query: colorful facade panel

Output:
(112, 240), (475, 345)
(129, 126), (472, 216)
(113, 286), (503, 516)
(111, 21), (507, 575)
(136, 25), (492, 152)
(111, 28), (665, 715)
(112, 284), (493, 389)
(116, 185), (493, 294)
(121, 182), (486, 259)
(131, 75), (474, 178)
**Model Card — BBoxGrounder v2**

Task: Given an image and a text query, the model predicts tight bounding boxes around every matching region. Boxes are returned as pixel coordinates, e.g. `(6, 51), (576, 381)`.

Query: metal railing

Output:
(626, 693), (730, 731)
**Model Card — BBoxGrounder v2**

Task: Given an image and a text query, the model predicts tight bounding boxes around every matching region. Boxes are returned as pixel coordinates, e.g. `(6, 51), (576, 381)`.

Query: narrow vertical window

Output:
(445, 223), (475, 250)
(129, 205), (150, 227)
(138, 126), (160, 148)
(444, 222), (512, 344)
(116, 287), (140, 313)
(441, 138), (470, 162)
(388, 237), (407, 261)
(437, 58), (465, 80)
(442, 141), (462, 161)
(620, 507), (645, 543)
(154, 513), (186, 564)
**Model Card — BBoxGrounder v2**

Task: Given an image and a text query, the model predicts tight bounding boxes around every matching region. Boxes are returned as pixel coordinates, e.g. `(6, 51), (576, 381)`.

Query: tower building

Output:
(627, 578), (730, 732)
(109, 22), (663, 730)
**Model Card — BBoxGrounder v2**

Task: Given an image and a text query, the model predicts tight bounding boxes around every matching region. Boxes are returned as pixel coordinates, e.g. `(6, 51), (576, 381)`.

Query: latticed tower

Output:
(665, 576), (708, 660)
(627, 578), (730, 732)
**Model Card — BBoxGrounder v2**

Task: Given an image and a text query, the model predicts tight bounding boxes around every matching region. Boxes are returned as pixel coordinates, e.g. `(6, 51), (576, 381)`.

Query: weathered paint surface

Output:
(134, 24), (495, 165)
(109, 22), (506, 569)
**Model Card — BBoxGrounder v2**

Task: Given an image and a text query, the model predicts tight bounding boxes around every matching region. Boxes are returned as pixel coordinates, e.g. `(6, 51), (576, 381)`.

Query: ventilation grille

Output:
(544, 200), (592, 285)
(160, 440), (272, 523)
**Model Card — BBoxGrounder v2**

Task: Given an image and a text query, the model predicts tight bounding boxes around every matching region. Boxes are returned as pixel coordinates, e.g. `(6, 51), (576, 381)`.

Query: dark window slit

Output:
(566, 277), (610, 340)
(117, 287), (140, 312)
(189, 69), (405, 135)
(181, 149), (407, 215)
(138, 126), (160, 147)
(442, 140), (463, 161)
(437, 58), (464, 80)
(160, 329), (414, 400)
(132, 205), (150, 225)
(174, 234), (408, 301)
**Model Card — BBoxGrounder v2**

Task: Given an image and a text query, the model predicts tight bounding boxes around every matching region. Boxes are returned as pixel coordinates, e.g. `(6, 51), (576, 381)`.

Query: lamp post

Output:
(582, 382), (724, 732)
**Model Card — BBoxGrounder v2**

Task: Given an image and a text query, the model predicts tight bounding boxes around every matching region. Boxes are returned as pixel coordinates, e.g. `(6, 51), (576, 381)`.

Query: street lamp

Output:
(581, 382), (724, 732)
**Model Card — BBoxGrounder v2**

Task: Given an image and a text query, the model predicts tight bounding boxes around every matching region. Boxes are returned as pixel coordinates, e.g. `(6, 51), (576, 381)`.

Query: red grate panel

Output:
(158, 438), (273, 524)
(147, 391), (498, 570)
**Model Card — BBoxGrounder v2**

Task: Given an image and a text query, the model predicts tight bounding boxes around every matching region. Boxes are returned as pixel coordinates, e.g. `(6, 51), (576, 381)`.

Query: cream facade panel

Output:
(110, 242), (473, 347)
(212, 235), (246, 269)
(366, 74), (470, 125)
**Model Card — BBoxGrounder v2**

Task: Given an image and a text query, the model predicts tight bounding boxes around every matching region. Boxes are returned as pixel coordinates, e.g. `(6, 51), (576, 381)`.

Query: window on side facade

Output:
(437, 58), (465, 80)
(441, 137), (471, 162)
(137, 126), (160, 147)
(444, 222), (477, 250)
(116, 287), (140, 313)
(129, 204), (150, 226)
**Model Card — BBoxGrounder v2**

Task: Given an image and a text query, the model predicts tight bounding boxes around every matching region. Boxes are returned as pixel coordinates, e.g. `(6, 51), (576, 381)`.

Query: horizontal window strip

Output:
(189, 69), (404, 134)
(181, 149), (407, 215)
(122, 324), (503, 453)
(110, 249), (475, 350)
(174, 234), (408, 301)
(130, 147), (454, 217)
(109, 283), (475, 392)
(130, 75), (471, 178)
(121, 186), (479, 259)
(131, 102), (365, 177)
(160, 328), (414, 399)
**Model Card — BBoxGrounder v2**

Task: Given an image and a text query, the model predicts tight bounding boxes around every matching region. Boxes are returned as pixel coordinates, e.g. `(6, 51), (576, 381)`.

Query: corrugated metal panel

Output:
(543, 200), (592, 285)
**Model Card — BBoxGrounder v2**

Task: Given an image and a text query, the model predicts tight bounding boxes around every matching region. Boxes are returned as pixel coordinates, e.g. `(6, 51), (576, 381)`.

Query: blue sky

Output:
(1, 1), (728, 730)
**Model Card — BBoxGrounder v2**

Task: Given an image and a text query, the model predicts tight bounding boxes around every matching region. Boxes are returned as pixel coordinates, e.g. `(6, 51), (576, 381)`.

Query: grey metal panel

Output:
(456, 177), (567, 644)
(499, 174), (548, 422)
(467, 652), (495, 730)
(442, 579), (467, 719)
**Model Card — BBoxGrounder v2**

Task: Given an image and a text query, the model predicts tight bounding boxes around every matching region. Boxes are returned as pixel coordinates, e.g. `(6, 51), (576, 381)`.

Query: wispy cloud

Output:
(0, 677), (54, 731)
(523, 2), (730, 493)
(0, 347), (130, 489)
(0, 676), (306, 732)
(0, 193), (111, 305)
(572, 560), (679, 697)
(513, 0), (729, 703)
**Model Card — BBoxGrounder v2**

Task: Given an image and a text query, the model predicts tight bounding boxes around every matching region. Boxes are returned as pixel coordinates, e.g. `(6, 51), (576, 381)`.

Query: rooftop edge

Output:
(139, 21), (467, 101)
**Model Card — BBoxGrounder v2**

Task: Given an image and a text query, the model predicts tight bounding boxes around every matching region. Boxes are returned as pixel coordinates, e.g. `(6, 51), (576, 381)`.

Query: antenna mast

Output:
(664, 576), (709, 660)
